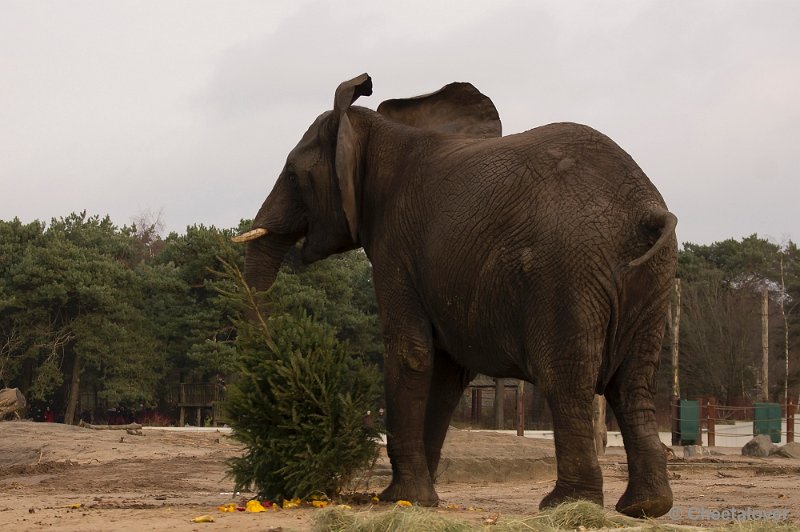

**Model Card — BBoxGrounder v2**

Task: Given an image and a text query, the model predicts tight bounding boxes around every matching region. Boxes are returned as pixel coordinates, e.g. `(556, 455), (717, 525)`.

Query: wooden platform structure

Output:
(177, 383), (227, 427)
(467, 376), (526, 434)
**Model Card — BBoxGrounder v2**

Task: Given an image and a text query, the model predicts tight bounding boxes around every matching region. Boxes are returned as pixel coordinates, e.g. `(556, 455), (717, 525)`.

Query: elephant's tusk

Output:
(231, 227), (268, 243)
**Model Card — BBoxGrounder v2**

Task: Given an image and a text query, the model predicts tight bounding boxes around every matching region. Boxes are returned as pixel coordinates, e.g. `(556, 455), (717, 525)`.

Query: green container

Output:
(753, 402), (781, 443)
(679, 399), (700, 445)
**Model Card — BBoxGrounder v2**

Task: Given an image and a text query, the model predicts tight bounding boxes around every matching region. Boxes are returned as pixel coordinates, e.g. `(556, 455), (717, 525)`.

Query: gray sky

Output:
(2, 1), (799, 246)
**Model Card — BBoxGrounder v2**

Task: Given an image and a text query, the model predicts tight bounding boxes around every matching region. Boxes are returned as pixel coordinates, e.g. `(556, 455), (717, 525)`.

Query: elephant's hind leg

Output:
(539, 390), (604, 509)
(537, 335), (605, 510)
(605, 330), (673, 518)
(423, 350), (475, 480)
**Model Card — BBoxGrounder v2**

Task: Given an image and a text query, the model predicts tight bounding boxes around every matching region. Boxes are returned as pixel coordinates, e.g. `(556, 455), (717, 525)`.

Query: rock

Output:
(770, 441), (800, 459)
(741, 434), (777, 457)
(683, 445), (708, 458)
(0, 388), (27, 420)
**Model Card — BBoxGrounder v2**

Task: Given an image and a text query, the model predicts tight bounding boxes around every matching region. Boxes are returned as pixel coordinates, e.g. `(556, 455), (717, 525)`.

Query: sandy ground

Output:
(0, 422), (798, 531)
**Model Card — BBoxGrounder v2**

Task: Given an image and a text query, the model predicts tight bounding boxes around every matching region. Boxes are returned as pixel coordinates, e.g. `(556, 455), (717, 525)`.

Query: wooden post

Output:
(788, 401), (796, 444)
(671, 279), (681, 399)
(671, 395), (680, 445)
(470, 388), (478, 425)
(762, 286), (769, 401)
(516, 380), (525, 436)
(179, 383), (186, 426)
(593, 395), (607, 456)
(779, 253), (790, 408)
(671, 279), (681, 446)
(494, 378), (505, 429)
(706, 397), (716, 447)
(475, 388), (483, 426)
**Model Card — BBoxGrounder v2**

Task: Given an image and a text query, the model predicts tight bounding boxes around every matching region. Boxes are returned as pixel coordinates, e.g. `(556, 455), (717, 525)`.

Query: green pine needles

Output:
(223, 261), (383, 501)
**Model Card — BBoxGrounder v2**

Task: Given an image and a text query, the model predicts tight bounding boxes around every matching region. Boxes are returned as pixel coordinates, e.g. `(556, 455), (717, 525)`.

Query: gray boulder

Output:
(770, 441), (800, 459)
(741, 434), (777, 457)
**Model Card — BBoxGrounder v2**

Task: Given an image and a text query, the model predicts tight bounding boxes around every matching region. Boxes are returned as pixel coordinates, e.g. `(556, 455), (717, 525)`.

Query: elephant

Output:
(233, 73), (677, 518)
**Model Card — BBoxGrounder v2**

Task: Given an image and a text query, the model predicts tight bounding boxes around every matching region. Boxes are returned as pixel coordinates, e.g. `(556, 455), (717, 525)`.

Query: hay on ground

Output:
(312, 500), (796, 532)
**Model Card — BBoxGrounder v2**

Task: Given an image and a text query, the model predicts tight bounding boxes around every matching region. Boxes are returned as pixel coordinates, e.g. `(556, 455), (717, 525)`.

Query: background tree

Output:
(1, 213), (383, 423)
(776, 242), (800, 405)
(0, 218), (46, 389)
(0, 213), (165, 422)
(153, 223), (246, 382)
(658, 235), (800, 409)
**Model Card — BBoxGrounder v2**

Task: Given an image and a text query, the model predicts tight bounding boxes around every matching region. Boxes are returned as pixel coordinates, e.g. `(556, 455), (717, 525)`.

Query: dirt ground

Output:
(1, 422), (798, 531)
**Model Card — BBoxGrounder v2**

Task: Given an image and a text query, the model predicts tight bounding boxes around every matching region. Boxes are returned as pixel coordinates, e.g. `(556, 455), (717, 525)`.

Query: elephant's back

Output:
(434, 122), (667, 256)
(421, 122), (670, 325)
(503, 121), (662, 202)
(440, 121), (664, 202)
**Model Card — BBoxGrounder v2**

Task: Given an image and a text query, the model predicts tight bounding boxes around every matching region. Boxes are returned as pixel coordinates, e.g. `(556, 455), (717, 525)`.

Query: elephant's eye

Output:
(287, 172), (299, 187)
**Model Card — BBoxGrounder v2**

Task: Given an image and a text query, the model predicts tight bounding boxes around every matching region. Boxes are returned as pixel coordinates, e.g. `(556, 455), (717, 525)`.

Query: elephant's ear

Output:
(334, 73), (373, 241)
(377, 82), (502, 138)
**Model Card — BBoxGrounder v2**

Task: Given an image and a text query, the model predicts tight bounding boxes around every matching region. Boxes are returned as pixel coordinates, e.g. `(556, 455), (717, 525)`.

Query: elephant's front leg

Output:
(379, 317), (438, 506)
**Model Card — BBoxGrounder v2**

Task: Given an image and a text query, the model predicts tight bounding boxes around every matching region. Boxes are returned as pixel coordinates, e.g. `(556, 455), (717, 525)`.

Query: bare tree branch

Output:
(0, 327), (24, 387)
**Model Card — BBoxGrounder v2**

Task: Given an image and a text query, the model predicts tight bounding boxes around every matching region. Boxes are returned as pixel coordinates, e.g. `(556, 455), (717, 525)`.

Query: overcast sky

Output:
(2, 0), (799, 246)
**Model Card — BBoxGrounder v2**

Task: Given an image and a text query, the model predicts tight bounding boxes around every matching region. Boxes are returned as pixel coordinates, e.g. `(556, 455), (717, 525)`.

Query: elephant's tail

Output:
(597, 206), (677, 394)
(626, 206), (678, 269)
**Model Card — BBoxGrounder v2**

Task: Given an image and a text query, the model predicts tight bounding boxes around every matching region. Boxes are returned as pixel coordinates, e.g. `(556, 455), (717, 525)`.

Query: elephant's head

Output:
(233, 73), (501, 296)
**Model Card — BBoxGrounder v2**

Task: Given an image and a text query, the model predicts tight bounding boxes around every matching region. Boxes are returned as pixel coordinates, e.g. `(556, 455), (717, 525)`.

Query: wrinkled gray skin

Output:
(240, 74), (677, 518)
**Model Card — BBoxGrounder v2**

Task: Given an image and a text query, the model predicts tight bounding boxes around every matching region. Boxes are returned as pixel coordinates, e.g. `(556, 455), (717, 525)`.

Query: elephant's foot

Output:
(615, 483), (673, 518)
(380, 478), (439, 507)
(616, 452), (673, 518)
(539, 481), (603, 510)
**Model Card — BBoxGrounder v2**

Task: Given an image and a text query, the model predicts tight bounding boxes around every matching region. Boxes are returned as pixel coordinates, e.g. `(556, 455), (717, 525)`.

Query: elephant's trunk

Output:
(243, 232), (298, 307)
(240, 173), (305, 302)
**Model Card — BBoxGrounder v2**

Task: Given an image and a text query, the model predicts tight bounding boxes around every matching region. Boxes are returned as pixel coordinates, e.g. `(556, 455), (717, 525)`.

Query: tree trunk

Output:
(79, 421), (142, 430)
(64, 351), (81, 425)
(761, 286), (769, 402)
